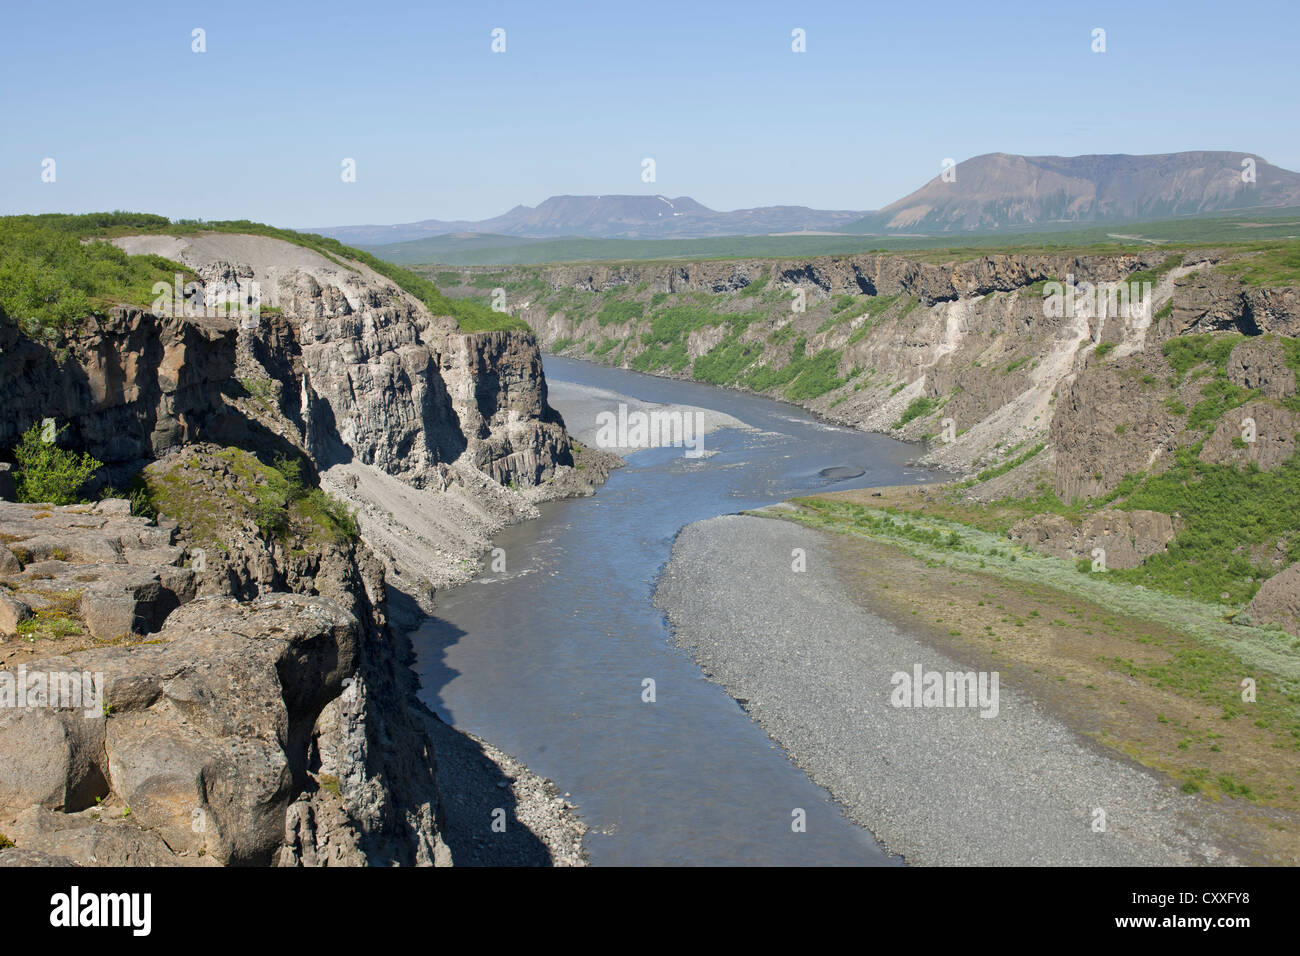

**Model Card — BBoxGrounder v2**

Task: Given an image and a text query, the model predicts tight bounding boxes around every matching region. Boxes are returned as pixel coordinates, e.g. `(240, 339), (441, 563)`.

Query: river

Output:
(409, 356), (944, 865)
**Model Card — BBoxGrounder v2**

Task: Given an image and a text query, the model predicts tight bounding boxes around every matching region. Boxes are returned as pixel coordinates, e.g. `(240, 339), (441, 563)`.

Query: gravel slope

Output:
(655, 511), (1244, 866)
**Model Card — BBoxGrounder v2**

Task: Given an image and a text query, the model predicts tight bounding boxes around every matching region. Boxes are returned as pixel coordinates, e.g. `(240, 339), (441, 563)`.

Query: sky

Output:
(2, 0), (1298, 228)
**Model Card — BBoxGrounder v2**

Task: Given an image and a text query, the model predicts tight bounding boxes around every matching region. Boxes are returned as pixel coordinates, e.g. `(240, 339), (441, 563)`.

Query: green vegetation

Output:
(1217, 244), (1300, 287)
(692, 336), (764, 386)
(1108, 448), (1300, 604)
(251, 455), (359, 544)
(893, 395), (939, 429)
(11, 422), (102, 504)
(1093, 341), (1115, 359)
(147, 448), (358, 550)
(1124, 253), (1184, 289)
(597, 300), (644, 326)
(369, 212), (1300, 268)
(974, 443), (1046, 484)
(1159, 334), (1260, 432)
(0, 213), (191, 336)
(1162, 334), (1242, 383)
(13, 587), (84, 640)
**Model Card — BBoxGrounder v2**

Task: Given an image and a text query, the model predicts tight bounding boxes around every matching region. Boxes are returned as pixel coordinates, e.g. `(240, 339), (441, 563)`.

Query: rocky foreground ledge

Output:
(0, 494), (586, 866)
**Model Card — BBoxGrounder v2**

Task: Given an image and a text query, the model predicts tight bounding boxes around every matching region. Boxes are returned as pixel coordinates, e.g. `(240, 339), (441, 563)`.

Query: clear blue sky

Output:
(2, 0), (1297, 227)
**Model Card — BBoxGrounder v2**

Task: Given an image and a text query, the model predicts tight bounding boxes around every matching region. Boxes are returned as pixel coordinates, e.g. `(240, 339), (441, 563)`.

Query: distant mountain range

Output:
(310, 151), (1300, 246)
(844, 151), (1300, 234)
(311, 195), (867, 244)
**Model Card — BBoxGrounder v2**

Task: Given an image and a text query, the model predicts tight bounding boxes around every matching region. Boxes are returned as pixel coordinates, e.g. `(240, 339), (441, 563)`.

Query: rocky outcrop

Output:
(1008, 509), (1182, 569)
(0, 492), (449, 867)
(1199, 400), (1299, 471)
(522, 249), (1173, 305)
(440, 330), (570, 486)
(1228, 338), (1297, 399)
(1165, 269), (1300, 338)
(1247, 563), (1300, 635)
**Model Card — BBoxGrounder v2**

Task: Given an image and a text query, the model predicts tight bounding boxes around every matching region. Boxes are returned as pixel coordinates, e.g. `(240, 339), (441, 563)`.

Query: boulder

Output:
(1228, 339), (1297, 400)
(1200, 400), (1298, 472)
(0, 679), (107, 811)
(1248, 563), (1300, 636)
(0, 591), (32, 636)
(1009, 509), (1181, 569)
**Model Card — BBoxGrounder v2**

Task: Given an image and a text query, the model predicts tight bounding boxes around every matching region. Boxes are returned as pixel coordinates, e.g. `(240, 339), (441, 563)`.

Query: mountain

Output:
(845, 151), (1300, 234)
(313, 152), (1300, 247)
(310, 195), (869, 244)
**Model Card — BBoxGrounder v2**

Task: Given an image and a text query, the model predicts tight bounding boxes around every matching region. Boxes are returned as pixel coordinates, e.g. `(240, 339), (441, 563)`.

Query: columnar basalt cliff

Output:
(0, 232), (607, 865)
(436, 247), (1298, 498)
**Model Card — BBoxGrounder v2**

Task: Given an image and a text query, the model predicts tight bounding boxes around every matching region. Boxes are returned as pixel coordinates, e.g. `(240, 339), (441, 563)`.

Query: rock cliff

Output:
(0, 232), (606, 865)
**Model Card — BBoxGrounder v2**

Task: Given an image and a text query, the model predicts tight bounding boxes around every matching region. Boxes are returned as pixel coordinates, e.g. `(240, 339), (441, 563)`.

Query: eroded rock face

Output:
(440, 331), (570, 486)
(0, 234), (602, 868)
(1168, 270), (1300, 337)
(0, 593), (358, 865)
(0, 309), (237, 468)
(1009, 509), (1181, 569)
(501, 248), (1298, 509)
(531, 250), (1172, 304)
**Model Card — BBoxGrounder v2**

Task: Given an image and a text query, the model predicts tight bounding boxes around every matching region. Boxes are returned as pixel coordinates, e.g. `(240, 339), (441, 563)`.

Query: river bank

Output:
(655, 509), (1284, 865)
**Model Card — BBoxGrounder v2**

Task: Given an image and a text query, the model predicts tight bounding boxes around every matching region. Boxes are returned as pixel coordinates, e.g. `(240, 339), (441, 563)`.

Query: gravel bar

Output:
(654, 512), (1245, 866)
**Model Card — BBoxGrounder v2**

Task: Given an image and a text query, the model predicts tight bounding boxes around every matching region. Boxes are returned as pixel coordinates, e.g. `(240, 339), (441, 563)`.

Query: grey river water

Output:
(410, 357), (943, 865)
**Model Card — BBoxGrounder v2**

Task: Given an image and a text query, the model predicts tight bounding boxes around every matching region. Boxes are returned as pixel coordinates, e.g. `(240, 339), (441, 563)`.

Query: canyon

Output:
(432, 243), (1299, 633)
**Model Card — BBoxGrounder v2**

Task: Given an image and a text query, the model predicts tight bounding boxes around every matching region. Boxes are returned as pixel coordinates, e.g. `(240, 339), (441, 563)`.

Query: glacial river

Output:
(410, 357), (943, 865)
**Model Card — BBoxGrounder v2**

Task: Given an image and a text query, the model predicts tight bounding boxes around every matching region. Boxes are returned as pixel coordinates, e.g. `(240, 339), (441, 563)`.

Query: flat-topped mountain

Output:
(311, 195), (869, 244)
(846, 151), (1300, 234)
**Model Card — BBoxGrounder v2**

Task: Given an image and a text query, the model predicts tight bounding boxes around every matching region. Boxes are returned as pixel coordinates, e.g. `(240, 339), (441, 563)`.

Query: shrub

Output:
(12, 423), (102, 505)
(596, 300), (644, 326)
(893, 396), (939, 429)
